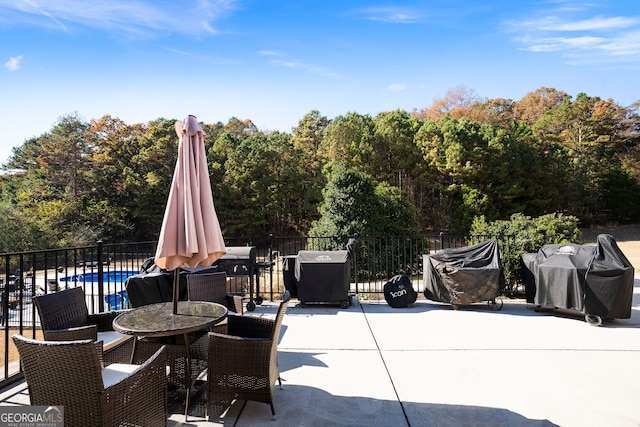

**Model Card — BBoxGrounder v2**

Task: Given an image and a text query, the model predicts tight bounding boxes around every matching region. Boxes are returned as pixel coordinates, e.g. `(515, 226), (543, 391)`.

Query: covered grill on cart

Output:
(290, 238), (356, 308)
(125, 265), (217, 307)
(423, 239), (504, 310)
(521, 234), (634, 325)
(212, 246), (265, 311)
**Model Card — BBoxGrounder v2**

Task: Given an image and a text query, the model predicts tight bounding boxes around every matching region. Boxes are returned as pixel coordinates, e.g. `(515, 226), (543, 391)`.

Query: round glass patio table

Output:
(112, 301), (227, 337)
(112, 301), (227, 418)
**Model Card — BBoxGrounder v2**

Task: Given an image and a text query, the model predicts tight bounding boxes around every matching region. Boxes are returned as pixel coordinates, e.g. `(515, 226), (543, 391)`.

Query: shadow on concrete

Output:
(225, 383), (560, 427)
(278, 350), (328, 372)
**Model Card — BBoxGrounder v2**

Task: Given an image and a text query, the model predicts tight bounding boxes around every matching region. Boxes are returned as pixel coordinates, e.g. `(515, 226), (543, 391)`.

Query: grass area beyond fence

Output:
(1, 328), (44, 365)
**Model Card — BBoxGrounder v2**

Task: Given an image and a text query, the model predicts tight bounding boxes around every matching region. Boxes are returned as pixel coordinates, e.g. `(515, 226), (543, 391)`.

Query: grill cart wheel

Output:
(488, 298), (504, 311)
(585, 314), (603, 326)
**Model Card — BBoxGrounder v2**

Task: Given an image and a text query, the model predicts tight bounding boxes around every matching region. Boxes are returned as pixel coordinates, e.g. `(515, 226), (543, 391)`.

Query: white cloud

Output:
(257, 50), (283, 57)
(504, 6), (640, 65)
(269, 58), (340, 79)
(165, 47), (237, 65)
(353, 7), (422, 24)
(606, 30), (640, 56)
(549, 16), (639, 31)
(0, 0), (240, 37)
(525, 36), (607, 52)
(5, 55), (23, 71)
(507, 15), (639, 33)
(388, 83), (407, 91)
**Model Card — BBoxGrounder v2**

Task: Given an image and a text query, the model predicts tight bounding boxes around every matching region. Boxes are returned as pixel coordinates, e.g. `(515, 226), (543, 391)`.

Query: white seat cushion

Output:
(102, 363), (139, 388)
(98, 331), (132, 352)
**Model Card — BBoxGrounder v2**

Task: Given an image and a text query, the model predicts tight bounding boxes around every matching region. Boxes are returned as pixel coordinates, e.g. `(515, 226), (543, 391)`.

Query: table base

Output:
(131, 331), (208, 419)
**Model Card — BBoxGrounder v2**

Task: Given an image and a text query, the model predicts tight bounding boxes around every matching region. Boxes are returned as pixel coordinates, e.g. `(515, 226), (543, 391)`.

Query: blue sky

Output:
(1, 0), (639, 165)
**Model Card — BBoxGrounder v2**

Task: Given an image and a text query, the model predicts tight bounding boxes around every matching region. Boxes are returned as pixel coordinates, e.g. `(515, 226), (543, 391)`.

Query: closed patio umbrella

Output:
(154, 115), (226, 314)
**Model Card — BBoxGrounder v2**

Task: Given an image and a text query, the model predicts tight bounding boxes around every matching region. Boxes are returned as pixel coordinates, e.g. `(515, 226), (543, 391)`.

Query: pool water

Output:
(104, 290), (130, 310)
(60, 270), (138, 310)
(60, 270), (138, 284)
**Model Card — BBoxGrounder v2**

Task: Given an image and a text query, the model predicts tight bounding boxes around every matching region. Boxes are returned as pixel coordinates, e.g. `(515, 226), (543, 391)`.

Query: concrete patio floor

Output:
(2, 277), (639, 426)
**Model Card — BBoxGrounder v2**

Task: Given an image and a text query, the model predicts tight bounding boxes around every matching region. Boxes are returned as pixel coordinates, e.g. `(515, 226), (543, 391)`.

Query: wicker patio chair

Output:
(12, 334), (168, 427)
(206, 290), (290, 419)
(185, 271), (242, 389)
(32, 286), (133, 365)
(186, 271), (244, 315)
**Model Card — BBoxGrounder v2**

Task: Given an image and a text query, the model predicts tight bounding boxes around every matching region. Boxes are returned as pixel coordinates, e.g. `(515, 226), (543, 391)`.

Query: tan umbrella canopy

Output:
(154, 115), (226, 313)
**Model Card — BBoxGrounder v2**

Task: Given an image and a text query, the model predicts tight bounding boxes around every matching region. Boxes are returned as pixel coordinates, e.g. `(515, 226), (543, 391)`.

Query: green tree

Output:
(121, 118), (179, 240)
(617, 101), (640, 185)
(601, 169), (640, 222)
(207, 130), (240, 226)
(32, 114), (91, 200)
(0, 200), (50, 252)
(374, 182), (418, 235)
(224, 117), (259, 138)
(270, 130), (323, 234)
(309, 163), (417, 244)
(292, 110), (329, 169)
(319, 112), (375, 168)
(534, 93), (632, 222)
(369, 110), (430, 229)
(371, 110), (422, 187)
(83, 115), (147, 241)
(289, 110), (329, 231)
(220, 130), (320, 236)
(415, 116), (546, 233)
(4, 114), (96, 247)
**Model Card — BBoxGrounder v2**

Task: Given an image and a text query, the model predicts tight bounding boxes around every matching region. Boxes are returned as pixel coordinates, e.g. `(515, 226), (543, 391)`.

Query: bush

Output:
(470, 213), (583, 290)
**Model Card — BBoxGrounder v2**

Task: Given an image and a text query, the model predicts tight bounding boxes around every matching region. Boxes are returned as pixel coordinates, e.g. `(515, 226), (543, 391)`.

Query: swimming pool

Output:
(59, 270), (139, 310)
(59, 270), (138, 284)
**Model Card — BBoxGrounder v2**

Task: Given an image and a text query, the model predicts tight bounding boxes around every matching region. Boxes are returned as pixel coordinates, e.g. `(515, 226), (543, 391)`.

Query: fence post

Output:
(439, 232), (445, 251)
(17, 254), (24, 332)
(97, 240), (104, 312)
(352, 234), (358, 294)
(2, 254), (9, 327)
(268, 234), (273, 301)
(2, 254), (8, 378)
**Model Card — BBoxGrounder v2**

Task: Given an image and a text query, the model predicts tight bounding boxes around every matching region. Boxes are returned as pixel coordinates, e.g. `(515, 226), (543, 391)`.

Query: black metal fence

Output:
(1, 233), (515, 386)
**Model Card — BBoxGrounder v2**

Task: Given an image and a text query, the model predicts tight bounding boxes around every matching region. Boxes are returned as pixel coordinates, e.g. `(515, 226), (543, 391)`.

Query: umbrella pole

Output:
(173, 267), (180, 315)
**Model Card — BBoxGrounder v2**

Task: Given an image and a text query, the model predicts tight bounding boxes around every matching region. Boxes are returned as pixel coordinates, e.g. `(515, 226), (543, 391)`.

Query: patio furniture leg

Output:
(130, 336), (138, 364)
(184, 332), (191, 420)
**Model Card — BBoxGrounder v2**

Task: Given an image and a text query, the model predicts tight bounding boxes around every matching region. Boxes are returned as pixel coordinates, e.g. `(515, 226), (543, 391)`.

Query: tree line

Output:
(1, 86), (639, 253)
